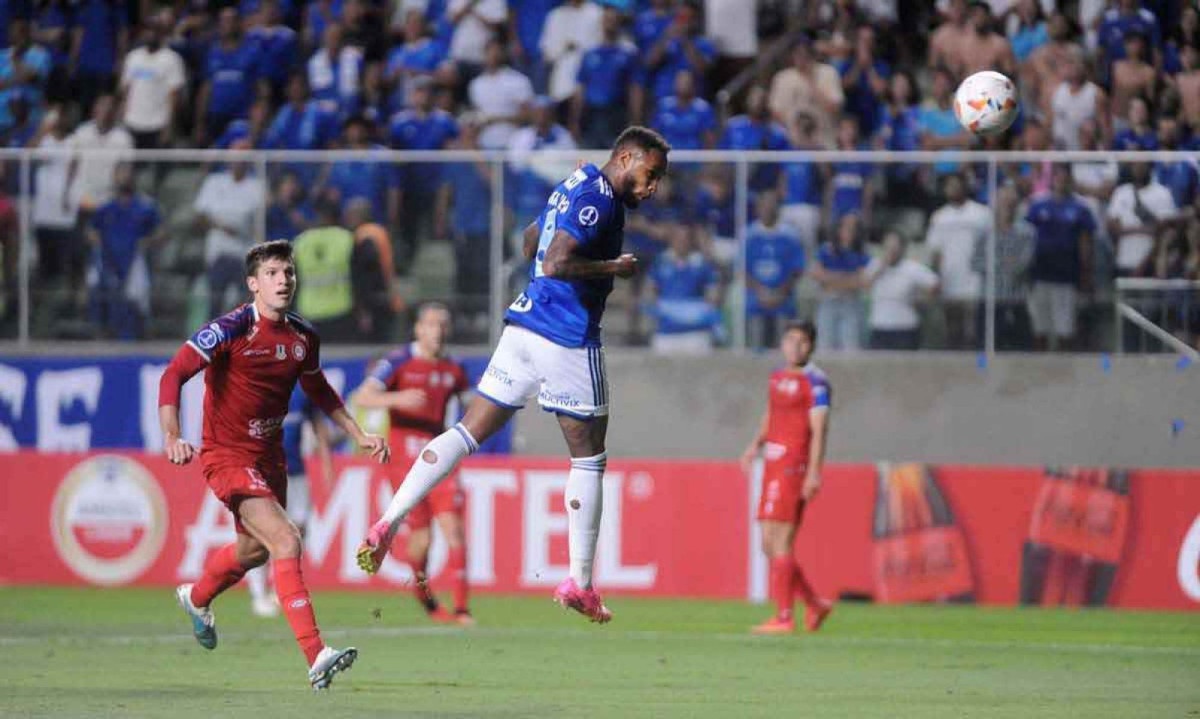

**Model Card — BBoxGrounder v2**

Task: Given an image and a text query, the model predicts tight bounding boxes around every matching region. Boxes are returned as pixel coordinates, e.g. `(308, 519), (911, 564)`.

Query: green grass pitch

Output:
(1, 587), (1197, 718)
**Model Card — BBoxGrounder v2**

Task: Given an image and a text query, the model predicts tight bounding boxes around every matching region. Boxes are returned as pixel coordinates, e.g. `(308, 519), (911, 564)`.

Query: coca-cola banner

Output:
(2, 453), (1198, 610)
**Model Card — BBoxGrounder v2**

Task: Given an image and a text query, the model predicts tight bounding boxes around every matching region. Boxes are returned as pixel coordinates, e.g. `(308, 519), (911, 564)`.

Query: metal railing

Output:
(2, 147), (1195, 355)
(1114, 278), (1200, 360)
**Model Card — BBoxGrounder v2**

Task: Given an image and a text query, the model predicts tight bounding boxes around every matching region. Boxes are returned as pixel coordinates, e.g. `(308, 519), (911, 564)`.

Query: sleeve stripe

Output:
(303, 367), (322, 375)
(185, 340), (212, 363)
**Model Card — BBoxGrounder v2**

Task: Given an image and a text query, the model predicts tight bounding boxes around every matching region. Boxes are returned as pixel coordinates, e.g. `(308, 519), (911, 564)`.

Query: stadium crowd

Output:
(0, 0), (1196, 351)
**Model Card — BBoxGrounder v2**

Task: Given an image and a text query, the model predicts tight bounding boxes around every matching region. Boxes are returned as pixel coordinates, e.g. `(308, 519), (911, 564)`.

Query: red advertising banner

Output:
(1, 453), (1198, 610)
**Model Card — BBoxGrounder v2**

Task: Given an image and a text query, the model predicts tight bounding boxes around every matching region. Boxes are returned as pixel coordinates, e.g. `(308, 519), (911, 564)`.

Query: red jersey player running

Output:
(740, 320), (834, 634)
(350, 303), (474, 625)
(158, 240), (390, 689)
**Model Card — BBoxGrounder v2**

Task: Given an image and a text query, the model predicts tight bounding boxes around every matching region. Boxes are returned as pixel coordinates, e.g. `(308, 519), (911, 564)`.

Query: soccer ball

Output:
(954, 71), (1019, 137)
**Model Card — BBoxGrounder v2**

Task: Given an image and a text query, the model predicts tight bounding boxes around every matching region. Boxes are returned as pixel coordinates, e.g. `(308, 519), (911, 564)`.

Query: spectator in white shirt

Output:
(447, 0), (508, 73)
(866, 231), (939, 350)
(63, 93), (135, 215)
(926, 171), (992, 348)
(540, 0), (603, 106)
(32, 110), (81, 288)
(468, 37), (535, 149)
(193, 139), (267, 316)
(120, 11), (186, 150)
(1107, 162), (1179, 277)
(768, 35), (844, 148)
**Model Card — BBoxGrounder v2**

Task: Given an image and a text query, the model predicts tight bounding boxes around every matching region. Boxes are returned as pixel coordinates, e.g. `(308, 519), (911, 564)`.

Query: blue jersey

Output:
(782, 161), (821, 206)
(646, 35), (717, 99)
(1011, 22), (1049, 62)
(1112, 127), (1158, 151)
(693, 185), (735, 238)
(74, 0), (126, 74)
(282, 386), (313, 476)
(1026, 195), (1096, 284)
(719, 115), (790, 191)
(511, 0), (559, 62)
(830, 159), (873, 220)
(817, 242), (870, 274)
(205, 40), (259, 120)
(577, 43), (638, 108)
(1157, 160), (1199, 209)
(266, 201), (313, 242)
(388, 108), (459, 188)
(918, 105), (964, 174)
(327, 146), (398, 223)
(506, 164), (625, 348)
(652, 95), (715, 151)
(834, 58), (890, 136)
(0, 44), (49, 130)
(444, 162), (492, 236)
(633, 8), (672, 51)
(745, 222), (805, 316)
(1098, 8), (1161, 62)
(385, 37), (444, 78)
(91, 195), (160, 279)
(248, 25), (298, 86)
(265, 101), (339, 150)
(650, 251), (721, 334)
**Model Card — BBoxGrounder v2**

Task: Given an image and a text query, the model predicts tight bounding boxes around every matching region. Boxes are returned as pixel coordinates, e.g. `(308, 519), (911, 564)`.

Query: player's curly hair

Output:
(613, 126), (671, 156)
(245, 239), (294, 277)
(783, 319), (817, 346)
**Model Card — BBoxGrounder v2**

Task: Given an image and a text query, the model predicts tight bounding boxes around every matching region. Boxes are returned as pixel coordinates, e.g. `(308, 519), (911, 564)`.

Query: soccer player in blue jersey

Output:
(358, 126), (671, 623)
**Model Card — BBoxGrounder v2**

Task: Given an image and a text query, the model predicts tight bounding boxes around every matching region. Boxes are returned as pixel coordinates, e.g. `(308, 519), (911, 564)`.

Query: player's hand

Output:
(358, 433), (391, 464)
(165, 435), (197, 466)
(391, 388), (428, 411)
(739, 447), (758, 473)
(612, 253), (639, 278)
(802, 472), (822, 501)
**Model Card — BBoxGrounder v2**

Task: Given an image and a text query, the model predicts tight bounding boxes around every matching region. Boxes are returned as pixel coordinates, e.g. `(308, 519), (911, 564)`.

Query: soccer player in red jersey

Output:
(157, 240), (390, 689)
(350, 303), (475, 626)
(740, 320), (834, 634)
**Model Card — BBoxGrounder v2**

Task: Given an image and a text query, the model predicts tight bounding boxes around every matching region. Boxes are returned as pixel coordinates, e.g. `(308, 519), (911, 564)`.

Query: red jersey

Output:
(763, 364), (831, 464)
(159, 304), (343, 465)
(366, 343), (470, 443)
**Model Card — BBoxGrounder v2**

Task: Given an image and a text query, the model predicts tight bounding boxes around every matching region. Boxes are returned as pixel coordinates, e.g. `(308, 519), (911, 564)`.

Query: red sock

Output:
(409, 558), (438, 612)
(769, 557), (794, 621)
(273, 557), (324, 666)
(190, 544), (248, 608)
(448, 546), (468, 613)
(792, 560), (818, 608)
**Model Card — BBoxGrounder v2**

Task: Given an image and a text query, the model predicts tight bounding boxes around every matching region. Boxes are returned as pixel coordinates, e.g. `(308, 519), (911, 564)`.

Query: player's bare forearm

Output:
(159, 405), (182, 443)
(329, 406), (391, 463)
(545, 254), (636, 279)
(522, 221), (539, 260)
(807, 411), (829, 477)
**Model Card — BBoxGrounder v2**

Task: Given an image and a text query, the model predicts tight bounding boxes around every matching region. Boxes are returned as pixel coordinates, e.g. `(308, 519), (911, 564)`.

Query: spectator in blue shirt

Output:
(240, 0), (298, 25)
(812, 212), (870, 351)
(507, 0), (558, 93)
(385, 9), (446, 109)
(248, 0), (298, 104)
(1111, 95), (1158, 150)
(1098, 0), (1162, 69)
(437, 115), (493, 321)
(918, 66), (973, 177)
(648, 221), (724, 354)
(875, 70), (927, 210)
(304, 0), (344, 51)
(195, 8), (262, 146)
(719, 85), (790, 192)
(1008, 0), (1048, 63)
(308, 22), (363, 118)
(745, 189), (805, 350)
(572, 7), (639, 149)
(1155, 115), (1199, 209)
(389, 75), (458, 265)
(778, 111), (823, 254)
(834, 25), (890, 138)
(0, 20), (50, 134)
(641, 2), (715, 102)
(32, 1), (71, 103)
(266, 171), (313, 242)
(266, 73), (340, 150)
(70, 0), (127, 116)
(321, 114), (398, 229)
(651, 69), (716, 150)
(1025, 165), (1095, 351)
(214, 98), (271, 149)
(86, 163), (162, 340)
(825, 115), (875, 228)
(633, 0), (673, 53)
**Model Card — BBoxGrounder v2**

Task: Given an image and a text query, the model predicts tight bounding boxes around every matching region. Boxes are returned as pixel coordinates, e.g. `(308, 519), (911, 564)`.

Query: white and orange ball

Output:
(954, 71), (1019, 137)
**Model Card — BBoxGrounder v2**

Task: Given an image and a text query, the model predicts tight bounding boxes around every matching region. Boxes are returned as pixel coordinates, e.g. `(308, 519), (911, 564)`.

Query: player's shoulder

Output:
(284, 310), (319, 339)
(188, 304), (256, 358)
(803, 363), (830, 386)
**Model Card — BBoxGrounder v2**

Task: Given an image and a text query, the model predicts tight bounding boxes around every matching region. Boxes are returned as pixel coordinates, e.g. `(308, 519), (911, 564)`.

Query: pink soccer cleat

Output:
(356, 520), (395, 575)
(804, 599), (833, 633)
(751, 616), (796, 635)
(553, 578), (613, 624)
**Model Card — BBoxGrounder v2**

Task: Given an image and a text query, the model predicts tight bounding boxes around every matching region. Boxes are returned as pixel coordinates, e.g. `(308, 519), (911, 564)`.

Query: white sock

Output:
(246, 565), (270, 602)
(381, 423), (478, 528)
(566, 452), (606, 589)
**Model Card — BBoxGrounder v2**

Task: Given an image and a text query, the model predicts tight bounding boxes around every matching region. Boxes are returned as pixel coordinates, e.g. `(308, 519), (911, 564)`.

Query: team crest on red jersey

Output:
(292, 342), (306, 361)
(275, 344), (287, 360)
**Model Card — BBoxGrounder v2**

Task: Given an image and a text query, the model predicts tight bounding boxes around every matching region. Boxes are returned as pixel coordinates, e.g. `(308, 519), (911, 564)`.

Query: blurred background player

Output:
(245, 385), (334, 618)
(158, 240), (389, 689)
(350, 303), (474, 626)
(740, 320), (833, 635)
(356, 127), (671, 625)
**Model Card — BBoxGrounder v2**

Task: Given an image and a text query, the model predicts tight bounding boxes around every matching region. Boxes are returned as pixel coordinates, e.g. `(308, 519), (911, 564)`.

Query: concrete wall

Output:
(511, 352), (1200, 468)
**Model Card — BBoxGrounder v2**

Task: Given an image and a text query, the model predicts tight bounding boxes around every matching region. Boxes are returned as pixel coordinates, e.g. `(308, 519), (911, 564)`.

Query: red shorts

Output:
(392, 429), (464, 531)
(757, 459), (807, 524)
(202, 455), (288, 535)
